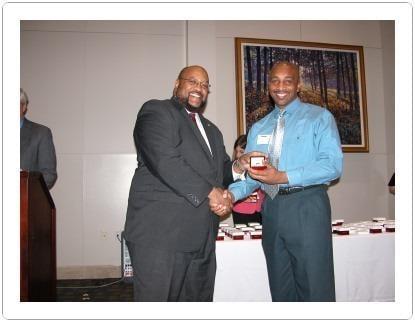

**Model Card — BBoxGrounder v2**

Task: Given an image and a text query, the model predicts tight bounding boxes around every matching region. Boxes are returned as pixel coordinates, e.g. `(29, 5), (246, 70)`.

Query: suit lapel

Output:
(200, 116), (226, 180)
(199, 116), (217, 160)
(178, 106), (215, 164)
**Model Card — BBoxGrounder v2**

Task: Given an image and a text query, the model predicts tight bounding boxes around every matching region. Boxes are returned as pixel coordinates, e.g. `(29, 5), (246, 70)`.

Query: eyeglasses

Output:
(180, 78), (211, 90)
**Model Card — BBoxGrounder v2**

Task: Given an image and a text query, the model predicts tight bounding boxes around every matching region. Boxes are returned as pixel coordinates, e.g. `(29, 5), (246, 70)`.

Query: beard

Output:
(175, 94), (207, 113)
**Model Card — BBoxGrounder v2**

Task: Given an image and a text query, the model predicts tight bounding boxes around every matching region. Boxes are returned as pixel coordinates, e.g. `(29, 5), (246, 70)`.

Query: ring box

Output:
(230, 231), (245, 240)
(250, 231), (262, 239)
(241, 227), (255, 232)
(332, 219), (344, 226)
(369, 225), (383, 234)
(216, 232), (225, 241)
(250, 156), (266, 170)
(336, 227), (350, 235)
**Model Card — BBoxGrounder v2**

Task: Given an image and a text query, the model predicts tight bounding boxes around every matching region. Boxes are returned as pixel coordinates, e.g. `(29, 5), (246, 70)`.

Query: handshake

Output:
(207, 151), (262, 217)
(208, 187), (234, 217)
(207, 150), (288, 217)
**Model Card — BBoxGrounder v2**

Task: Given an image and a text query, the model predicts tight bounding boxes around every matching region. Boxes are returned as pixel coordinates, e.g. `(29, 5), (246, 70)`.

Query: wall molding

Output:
(57, 265), (121, 279)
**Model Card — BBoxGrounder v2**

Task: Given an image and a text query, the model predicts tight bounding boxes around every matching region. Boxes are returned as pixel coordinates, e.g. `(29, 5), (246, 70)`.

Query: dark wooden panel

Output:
(20, 171), (56, 301)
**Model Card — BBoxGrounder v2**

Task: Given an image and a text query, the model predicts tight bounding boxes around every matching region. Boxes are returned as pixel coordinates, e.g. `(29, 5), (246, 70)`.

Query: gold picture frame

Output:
(235, 37), (369, 152)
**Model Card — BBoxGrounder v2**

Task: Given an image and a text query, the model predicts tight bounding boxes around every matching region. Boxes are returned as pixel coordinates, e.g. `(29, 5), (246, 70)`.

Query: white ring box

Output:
(250, 156), (266, 170)
(230, 231), (245, 240)
(224, 227), (237, 237)
(240, 227), (255, 232)
(216, 231), (225, 241)
(332, 219), (344, 226)
(250, 231), (262, 239)
(372, 217), (387, 222)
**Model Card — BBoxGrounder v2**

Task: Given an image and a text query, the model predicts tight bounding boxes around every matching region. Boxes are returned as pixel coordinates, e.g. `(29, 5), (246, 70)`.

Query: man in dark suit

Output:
(20, 88), (57, 189)
(124, 66), (239, 301)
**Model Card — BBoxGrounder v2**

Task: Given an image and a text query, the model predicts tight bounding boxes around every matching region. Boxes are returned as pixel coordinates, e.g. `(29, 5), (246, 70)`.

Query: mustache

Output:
(189, 90), (203, 97)
(272, 90), (289, 94)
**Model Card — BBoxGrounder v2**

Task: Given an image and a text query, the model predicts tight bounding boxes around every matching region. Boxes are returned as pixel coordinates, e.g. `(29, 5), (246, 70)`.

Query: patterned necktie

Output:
(263, 110), (286, 199)
(189, 112), (197, 124)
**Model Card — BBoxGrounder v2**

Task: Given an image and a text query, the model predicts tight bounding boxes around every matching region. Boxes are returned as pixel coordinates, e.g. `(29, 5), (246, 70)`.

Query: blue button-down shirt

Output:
(229, 98), (343, 202)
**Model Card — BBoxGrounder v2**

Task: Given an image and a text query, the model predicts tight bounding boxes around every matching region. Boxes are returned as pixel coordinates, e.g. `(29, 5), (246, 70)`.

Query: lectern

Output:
(20, 171), (56, 301)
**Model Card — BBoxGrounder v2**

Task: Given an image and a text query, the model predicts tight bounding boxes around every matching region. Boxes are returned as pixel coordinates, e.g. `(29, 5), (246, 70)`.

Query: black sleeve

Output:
(388, 173), (395, 187)
(223, 159), (234, 188)
(38, 127), (57, 189)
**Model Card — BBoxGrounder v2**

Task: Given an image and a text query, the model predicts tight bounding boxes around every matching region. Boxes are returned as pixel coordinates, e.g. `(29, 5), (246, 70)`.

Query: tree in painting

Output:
(243, 45), (362, 145)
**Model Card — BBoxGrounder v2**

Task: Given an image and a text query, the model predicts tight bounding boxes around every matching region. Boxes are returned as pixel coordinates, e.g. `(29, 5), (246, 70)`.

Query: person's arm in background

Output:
(388, 173), (395, 195)
(38, 127), (57, 189)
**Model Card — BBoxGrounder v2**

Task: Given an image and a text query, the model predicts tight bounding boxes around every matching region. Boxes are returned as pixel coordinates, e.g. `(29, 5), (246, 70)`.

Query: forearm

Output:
(38, 129), (57, 189)
(286, 157), (342, 186)
(228, 175), (260, 202)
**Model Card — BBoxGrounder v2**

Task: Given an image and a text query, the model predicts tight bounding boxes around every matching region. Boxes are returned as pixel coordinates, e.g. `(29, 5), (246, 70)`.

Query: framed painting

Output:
(235, 37), (369, 152)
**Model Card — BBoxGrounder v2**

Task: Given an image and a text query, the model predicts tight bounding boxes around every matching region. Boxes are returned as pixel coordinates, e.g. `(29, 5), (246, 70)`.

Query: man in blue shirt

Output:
(228, 62), (343, 301)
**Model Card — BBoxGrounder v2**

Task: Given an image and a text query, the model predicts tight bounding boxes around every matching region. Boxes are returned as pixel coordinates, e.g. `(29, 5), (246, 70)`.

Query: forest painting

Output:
(235, 38), (369, 152)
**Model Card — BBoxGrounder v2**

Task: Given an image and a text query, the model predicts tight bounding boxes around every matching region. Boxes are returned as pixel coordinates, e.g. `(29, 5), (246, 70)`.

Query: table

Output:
(214, 232), (394, 302)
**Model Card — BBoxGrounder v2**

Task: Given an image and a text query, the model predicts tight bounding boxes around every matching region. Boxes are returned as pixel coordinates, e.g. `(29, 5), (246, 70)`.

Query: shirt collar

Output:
(171, 96), (200, 118)
(20, 117), (25, 128)
(185, 108), (200, 123)
(272, 97), (301, 118)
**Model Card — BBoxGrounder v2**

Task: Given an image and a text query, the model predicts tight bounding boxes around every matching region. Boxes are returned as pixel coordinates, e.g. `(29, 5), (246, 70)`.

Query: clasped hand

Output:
(208, 187), (233, 217)
(208, 151), (287, 217)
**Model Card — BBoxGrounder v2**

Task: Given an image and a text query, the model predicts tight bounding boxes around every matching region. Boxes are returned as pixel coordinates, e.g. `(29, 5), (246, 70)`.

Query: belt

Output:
(277, 184), (324, 195)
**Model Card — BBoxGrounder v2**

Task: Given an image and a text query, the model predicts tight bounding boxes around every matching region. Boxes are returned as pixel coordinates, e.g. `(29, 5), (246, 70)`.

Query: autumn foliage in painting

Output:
(243, 45), (362, 145)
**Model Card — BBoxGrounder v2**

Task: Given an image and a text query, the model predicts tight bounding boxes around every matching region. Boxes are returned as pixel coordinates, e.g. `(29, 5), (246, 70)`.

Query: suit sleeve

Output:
(135, 101), (214, 207)
(222, 159), (234, 188)
(38, 128), (57, 189)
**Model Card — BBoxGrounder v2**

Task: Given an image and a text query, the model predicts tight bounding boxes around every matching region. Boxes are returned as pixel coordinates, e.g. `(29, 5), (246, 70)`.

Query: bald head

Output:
(268, 61), (301, 109)
(174, 65), (210, 112)
(269, 61), (299, 79)
(177, 65), (209, 81)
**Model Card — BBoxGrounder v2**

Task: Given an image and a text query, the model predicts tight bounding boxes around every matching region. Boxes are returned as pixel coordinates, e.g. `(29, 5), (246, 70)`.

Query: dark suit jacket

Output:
(124, 97), (233, 252)
(20, 118), (57, 189)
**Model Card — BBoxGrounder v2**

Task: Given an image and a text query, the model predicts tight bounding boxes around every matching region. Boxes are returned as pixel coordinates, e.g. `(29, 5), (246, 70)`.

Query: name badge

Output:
(257, 135), (271, 145)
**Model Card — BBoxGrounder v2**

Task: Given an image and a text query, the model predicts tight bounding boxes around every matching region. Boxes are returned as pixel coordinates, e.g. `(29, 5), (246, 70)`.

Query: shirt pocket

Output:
(284, 120), (306, 146)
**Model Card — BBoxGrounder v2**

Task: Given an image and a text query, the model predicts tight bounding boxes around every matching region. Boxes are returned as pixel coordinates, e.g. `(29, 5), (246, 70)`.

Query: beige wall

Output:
(20, 20), (395, 278)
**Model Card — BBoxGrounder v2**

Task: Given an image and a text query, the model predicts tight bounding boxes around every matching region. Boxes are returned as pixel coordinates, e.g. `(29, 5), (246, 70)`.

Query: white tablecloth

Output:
(214, 233), (394, 302)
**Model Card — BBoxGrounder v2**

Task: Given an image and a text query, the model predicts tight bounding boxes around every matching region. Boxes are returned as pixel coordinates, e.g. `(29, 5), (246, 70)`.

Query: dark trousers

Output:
(126, 232), (216, 301)
(261, 185), (335, 302)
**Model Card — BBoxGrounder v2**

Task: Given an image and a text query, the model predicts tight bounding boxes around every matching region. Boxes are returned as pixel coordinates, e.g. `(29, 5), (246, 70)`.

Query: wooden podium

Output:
(20, 171), (56, 301)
